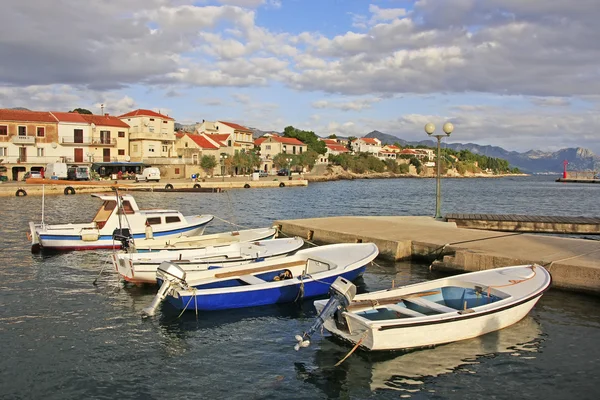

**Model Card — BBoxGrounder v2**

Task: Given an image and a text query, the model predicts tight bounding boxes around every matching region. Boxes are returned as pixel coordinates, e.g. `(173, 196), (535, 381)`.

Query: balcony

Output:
(12, 135), (36, 145)
(129, 132), (175, 141)
(61, 137), (116, 146)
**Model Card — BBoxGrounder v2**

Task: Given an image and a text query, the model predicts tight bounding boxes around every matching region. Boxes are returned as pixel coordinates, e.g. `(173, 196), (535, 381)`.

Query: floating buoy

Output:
(244, 183), (250, 188)
(279, 182), (285, 187)
(64, 186), (75, 195)
(193, 184), (201, 189)
(15, 189), (27, 197)
(165, 184), (174, 190)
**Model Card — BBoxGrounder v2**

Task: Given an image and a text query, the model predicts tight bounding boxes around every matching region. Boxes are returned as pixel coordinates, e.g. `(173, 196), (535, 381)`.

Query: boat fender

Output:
(165, 184), (174, 190)
(64, 186), (75, 195)
(244, 183), (250, 188)
(279, 182), (285, 187)
(193, 183), (201, 189)
(15, 188), (27, 197)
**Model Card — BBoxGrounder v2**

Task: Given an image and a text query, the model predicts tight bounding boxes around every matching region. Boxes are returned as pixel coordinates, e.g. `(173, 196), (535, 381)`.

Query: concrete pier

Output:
(0, 178), (308, 197)
(275, 216), (600, 295)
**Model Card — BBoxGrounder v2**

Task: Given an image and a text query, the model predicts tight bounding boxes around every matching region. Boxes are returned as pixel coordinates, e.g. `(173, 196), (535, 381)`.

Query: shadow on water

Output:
(295, 316), (544, 397)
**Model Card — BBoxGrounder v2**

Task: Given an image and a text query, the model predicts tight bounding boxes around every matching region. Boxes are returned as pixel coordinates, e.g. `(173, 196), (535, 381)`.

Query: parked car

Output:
(22, 171), (42, 181)
(67, 166), (90, 181)
(255, 170), (268, 178)
(277, 169), (289, 176)
(135, 167), (161, 182)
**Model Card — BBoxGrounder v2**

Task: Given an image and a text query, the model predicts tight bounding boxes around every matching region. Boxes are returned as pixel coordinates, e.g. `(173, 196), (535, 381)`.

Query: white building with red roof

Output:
(194, 120), (254, 153)
(317, 143), (350, 164)
(175, 132), (223, 166)
(118, 109), (175, 161)
(254, 135), (307, 173)
(351, 137), (381, 154)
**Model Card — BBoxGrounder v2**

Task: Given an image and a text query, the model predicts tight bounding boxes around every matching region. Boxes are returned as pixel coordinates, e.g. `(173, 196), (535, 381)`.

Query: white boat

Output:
(295, 264), (551, 352)
(141, 242), (379, 316)
(28, 193), (214, 252)
(132, 226), (278, 252)
(113, 237), (305, 284)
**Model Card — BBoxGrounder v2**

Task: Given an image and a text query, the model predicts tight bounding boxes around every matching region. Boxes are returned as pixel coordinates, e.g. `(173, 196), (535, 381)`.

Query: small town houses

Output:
(0, 106), (441, 182)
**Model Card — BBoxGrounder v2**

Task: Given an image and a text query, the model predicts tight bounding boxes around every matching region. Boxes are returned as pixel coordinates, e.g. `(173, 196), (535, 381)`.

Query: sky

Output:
(1, 0), (600, 154)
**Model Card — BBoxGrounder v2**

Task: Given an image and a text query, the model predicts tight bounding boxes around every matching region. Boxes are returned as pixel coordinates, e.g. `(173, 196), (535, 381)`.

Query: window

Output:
(228, 140), (232, 146)
(149, 118), (155, 121)
(266, 145), (271, 150)
(100, 130), (111, 144)
(118, 149), (125, 155)
(175, 168), (180, 174)
(18, 126), (26, 136)
(146, 217), (161, 225)
(148, 146), (155, 153)
(165, 216), (181, 223)
(0, 147), (7, 156)
(37, 127), (45, 137)
(37, 148), (44, 157)
(117, 201), (135, 215)
(0, 126), (7, 135)
(162, 145), (168, 152)
(118, 131), (125, 138)
(163, 120), (168, 124)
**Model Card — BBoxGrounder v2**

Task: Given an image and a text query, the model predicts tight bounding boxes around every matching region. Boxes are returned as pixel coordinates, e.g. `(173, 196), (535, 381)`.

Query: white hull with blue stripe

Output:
(28, 193), (213, 252)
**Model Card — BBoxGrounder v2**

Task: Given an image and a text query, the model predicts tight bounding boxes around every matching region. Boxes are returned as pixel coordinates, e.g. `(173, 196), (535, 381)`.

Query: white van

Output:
(46, 163), (68, 180)
(135, 167), (161, 182)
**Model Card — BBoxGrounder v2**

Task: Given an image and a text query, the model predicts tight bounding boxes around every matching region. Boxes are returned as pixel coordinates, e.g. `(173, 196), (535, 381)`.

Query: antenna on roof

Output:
(100, 104), (104, 115)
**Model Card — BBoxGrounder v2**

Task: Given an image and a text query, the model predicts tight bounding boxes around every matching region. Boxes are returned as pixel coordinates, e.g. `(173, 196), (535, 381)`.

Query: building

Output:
(118, 109), (175, 161)
(378, 151), (397, 161)
(351, 137), (381, 154)
(175, 132), (223, 164)
(317, 143), (350, 164)
(254, 136), (307, 173)
(382, 144), (401, 153)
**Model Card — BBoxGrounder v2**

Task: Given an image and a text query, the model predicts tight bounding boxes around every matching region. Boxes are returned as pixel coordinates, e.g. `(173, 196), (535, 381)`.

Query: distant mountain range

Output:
(364, 130), (600, 174)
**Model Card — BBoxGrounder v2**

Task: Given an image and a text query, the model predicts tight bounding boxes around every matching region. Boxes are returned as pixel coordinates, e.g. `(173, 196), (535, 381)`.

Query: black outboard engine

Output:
(294, 277), (357, 350)
(112, 228), (134, 251)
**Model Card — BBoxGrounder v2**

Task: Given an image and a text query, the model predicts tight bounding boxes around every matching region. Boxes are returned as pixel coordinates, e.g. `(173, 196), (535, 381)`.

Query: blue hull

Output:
(166, 266), (367, 311)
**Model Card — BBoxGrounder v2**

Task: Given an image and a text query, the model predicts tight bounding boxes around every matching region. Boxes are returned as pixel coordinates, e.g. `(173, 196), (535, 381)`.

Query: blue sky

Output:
(1, 0), (599, 155)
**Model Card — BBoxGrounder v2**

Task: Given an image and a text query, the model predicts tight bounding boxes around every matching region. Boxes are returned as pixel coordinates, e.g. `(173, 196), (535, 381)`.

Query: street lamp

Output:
(425, 122), (454, 220)
(220, 154), (228, 182)
(286, 157), (292, 178)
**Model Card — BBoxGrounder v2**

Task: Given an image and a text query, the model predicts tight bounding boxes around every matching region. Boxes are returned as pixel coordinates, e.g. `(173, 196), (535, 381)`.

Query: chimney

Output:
(104, 113), (109, 117)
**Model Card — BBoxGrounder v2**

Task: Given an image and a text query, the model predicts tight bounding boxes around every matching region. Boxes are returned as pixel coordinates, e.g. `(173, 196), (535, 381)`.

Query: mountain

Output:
(363, 131), (600, 174)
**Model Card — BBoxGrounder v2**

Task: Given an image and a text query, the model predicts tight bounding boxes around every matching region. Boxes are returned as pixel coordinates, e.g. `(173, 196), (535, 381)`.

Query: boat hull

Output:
(323, 293), (543, 351)
(166, 266), (366, 311)
(35, 219), (210, 251)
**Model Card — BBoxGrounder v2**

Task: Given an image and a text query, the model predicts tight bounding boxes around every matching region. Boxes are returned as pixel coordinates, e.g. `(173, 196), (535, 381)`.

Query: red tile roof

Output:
(400, 149), (418, 154)
(327, 144), (349, 152)
(322, 139), (338, 145)
(0, 109), (57, 123)
(256, 136), (305, 146)
(118, 109), (174, 120)
(385, 144), (401, 150)
(206, 133), (230, 146)
(186, 134), (220, 149)
(254, 137), (267, 146)
(80, 114), (130, 128)
(360, 138), (380, 144)
(50, 111), (88, 123)
(218, 121), (251, 131)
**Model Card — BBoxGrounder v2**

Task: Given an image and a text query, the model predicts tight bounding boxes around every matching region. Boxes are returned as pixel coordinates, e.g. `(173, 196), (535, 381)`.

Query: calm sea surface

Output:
(1, 176), (599, 399)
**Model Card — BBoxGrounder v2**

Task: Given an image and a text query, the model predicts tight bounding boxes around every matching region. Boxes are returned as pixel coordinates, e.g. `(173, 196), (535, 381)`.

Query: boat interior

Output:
(190, 257), (337, 289)
(353, 285), (508, 321)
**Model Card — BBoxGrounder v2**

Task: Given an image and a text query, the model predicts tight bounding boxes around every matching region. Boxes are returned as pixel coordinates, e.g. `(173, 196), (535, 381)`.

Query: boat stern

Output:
(28, 221), (41, 253)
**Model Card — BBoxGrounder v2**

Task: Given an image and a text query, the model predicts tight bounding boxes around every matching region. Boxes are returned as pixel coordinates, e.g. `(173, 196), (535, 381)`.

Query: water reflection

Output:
(296, 316), (542, 396)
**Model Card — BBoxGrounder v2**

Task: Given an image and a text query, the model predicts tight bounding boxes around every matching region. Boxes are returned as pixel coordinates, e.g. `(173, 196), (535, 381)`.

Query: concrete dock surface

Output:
(275, 216), (600, 294)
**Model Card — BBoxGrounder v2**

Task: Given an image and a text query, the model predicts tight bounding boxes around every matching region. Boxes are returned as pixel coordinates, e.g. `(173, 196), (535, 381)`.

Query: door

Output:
(74, 148), (83, 163)
(19, 147), (27, 162)
(74, 129), (83, 143)
(103, 148), (110, 162)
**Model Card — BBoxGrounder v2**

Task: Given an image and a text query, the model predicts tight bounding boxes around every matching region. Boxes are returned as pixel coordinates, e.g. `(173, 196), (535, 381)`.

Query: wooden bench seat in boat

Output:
(386, 304), (426, 317)
(214, 260), (307, 279)
(239, 275), (267, 285)
(403, 297), (457, 314)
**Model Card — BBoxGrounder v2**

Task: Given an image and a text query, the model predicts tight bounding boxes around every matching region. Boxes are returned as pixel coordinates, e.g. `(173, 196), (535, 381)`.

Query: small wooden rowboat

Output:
(295, 264), (551, 352)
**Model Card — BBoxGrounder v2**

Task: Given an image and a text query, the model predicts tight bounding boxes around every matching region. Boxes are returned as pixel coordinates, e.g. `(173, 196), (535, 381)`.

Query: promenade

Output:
(275, 216), (600, 295)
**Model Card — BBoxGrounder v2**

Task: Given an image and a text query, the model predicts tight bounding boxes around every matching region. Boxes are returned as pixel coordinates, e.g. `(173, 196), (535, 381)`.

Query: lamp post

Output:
(425, 122), (454, 220)
(220, 154), (227, 182)
(286, 157), (292, 179)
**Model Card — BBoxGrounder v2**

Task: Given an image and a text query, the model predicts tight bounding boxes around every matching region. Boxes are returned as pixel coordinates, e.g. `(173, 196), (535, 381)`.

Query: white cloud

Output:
(311, 97), (382, 111)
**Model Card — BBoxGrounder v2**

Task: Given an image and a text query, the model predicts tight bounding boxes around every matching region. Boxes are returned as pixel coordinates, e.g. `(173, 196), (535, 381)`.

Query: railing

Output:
(61, 137), (116, 146)
(129, 132), (175, 141)
(12, 135), (36, 144)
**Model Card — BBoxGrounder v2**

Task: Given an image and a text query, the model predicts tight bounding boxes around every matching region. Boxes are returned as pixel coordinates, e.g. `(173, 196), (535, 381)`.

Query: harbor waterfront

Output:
(1, 176), (600, 399)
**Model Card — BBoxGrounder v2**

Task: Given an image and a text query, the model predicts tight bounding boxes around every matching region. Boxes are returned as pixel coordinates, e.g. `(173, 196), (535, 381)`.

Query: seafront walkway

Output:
(275, 216), (600, 294)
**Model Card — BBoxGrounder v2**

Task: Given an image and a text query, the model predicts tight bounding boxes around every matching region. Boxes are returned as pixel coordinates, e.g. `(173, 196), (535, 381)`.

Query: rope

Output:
(211, 215), (251, 230)
(542, 248), (600, 271)
(275, 229), (320, 248)
(93, 253), (116, 285)
(164, 288), (197, 323)
(334, 330), (369, 367)
(485, 265), (538, 297)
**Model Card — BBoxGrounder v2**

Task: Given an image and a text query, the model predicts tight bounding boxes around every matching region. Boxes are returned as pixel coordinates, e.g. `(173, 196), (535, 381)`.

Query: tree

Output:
(282, 126), (327, 155)
(70, 108), (92, 114)
(273, 153), (295, 170)
(297, 150), (318, 172)
(328, 134), (337, 139)
(200, 155), (217, 177)
(346, 136), (357, 151)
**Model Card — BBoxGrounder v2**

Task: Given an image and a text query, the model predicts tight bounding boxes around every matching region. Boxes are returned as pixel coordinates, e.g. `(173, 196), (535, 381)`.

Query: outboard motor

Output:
(112, 228), (134, 252)
(294, 277), (357, 351)
(142, 262), (187, 317)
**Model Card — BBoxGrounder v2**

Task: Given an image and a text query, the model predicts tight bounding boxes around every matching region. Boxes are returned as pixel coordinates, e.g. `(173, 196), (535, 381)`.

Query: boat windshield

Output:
(116, 201), (135, 215)
(93, 201), (117, 225)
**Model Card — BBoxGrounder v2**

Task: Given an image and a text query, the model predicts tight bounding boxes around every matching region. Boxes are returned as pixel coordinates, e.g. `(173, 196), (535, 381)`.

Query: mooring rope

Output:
(542, 248), (600, 271)
(334, 330), (369, 367)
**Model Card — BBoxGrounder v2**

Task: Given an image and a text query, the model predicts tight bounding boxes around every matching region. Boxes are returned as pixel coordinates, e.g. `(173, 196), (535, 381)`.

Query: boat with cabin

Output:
(28, 193), (214, 252)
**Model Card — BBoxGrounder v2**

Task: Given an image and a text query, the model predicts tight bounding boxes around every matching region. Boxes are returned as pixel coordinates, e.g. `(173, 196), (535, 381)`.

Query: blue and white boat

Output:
(28, 193), (213, 252)
(142, 242), (379, 316)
